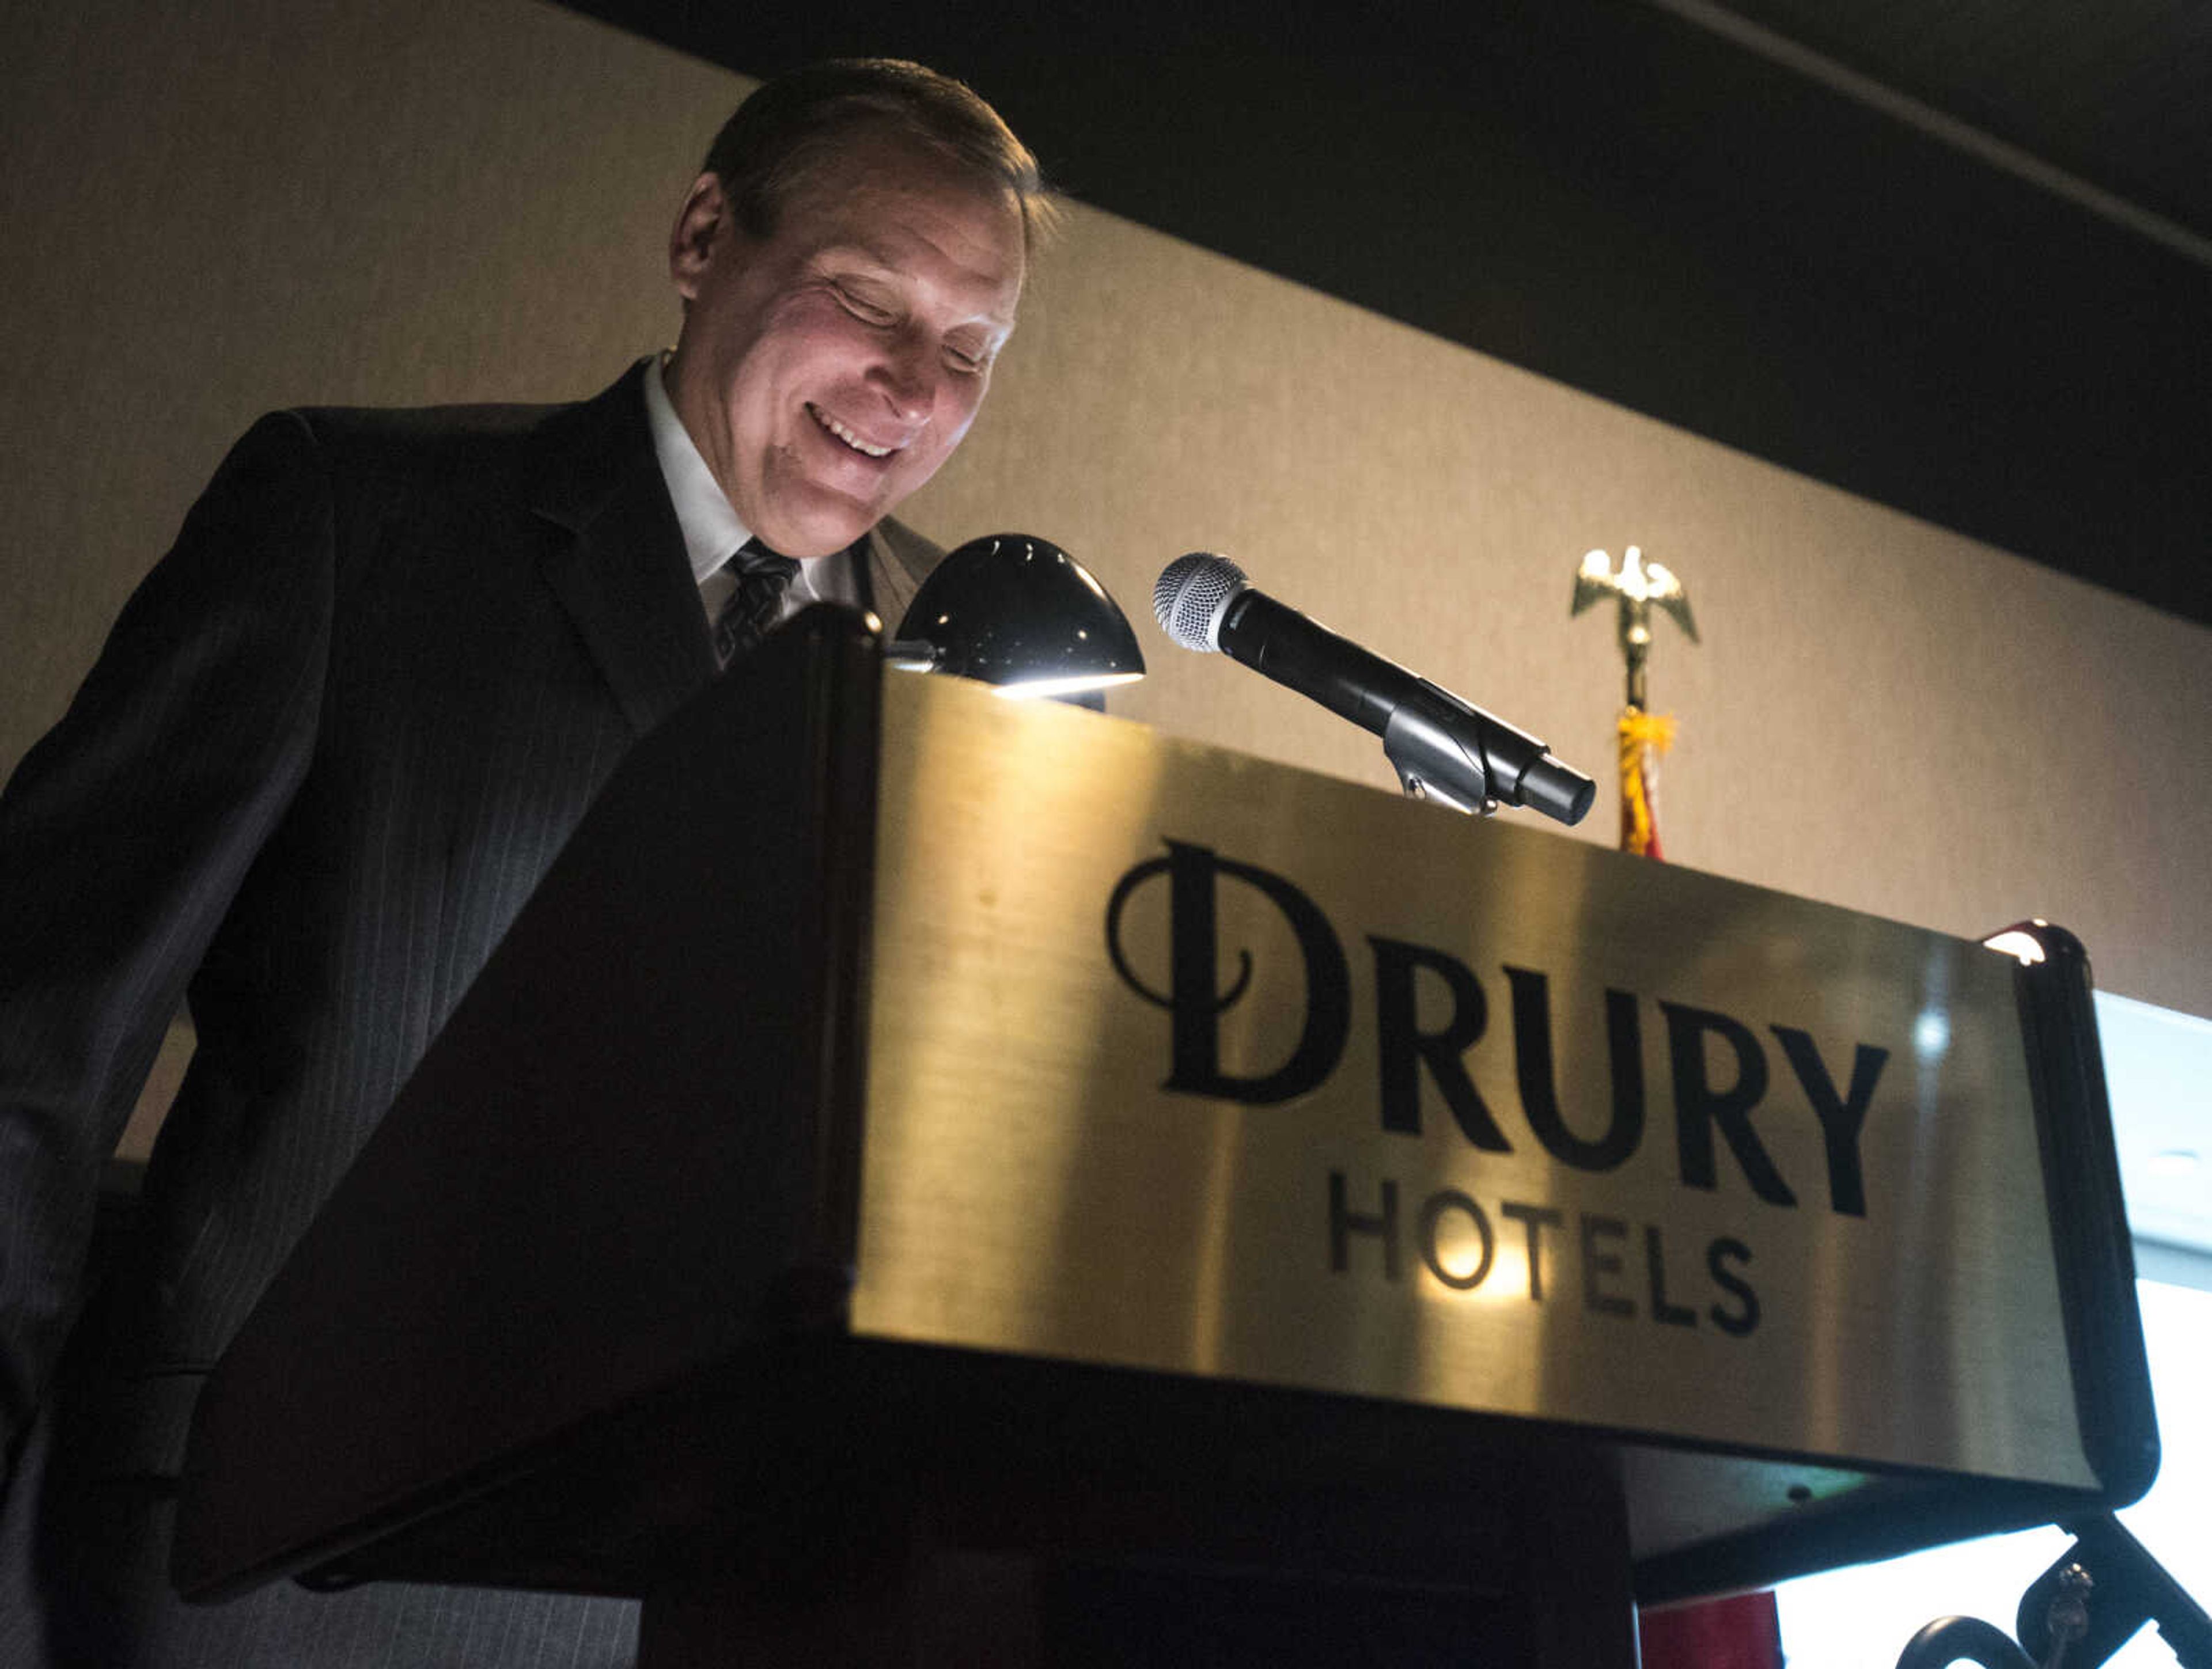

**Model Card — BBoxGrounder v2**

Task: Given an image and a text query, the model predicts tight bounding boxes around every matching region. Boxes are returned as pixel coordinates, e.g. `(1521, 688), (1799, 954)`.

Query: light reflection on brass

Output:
(853, 671), (2094, 1492)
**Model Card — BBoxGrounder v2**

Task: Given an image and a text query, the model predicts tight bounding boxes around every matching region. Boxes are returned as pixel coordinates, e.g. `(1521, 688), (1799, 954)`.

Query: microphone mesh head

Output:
(1153, 553), (1248, 652)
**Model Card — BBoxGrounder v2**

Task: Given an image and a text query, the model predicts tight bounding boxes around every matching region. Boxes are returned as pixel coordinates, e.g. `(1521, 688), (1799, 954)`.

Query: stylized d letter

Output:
(1105, 840), (1349, 1104)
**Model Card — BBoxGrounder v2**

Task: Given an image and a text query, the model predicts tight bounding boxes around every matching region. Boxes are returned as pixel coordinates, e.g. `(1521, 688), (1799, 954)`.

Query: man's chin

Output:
(751, 485), (893, 560)
(752, 510), (877, 561)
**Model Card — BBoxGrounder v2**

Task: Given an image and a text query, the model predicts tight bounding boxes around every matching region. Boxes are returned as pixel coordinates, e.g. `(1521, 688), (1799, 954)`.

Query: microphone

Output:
(1153, 553), (1594, 826)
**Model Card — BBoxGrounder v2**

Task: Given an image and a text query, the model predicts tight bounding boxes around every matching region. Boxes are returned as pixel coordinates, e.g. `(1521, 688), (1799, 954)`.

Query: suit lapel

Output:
(861, 517), (941, 634)
(528, 361), (714, 737)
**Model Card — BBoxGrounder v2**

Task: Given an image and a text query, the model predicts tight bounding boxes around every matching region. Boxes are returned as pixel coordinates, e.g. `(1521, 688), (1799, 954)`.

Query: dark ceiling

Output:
(1712, 0), (2212, 250)
(562, 0), (2212, 630)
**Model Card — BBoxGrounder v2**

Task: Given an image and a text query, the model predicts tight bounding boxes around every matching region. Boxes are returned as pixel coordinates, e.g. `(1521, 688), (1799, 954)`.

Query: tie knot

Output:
(713, 541), (801, 669)
(729, 538), (799, 583)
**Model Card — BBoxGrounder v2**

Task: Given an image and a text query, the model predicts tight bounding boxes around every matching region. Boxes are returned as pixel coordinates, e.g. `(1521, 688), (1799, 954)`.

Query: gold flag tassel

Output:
(1618, 708), (1677, 860)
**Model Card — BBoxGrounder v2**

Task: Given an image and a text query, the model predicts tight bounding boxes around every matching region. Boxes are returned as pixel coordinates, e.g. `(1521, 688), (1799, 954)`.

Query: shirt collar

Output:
(643, 352), (751, 587)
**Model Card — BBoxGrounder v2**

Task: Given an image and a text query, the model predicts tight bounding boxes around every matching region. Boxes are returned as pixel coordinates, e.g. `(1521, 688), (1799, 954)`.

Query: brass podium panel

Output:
(854, 670), (2092, 1497)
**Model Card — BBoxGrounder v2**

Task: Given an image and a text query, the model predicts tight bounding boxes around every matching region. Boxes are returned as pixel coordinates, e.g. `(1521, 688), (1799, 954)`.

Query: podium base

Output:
(634, 1363), (1637, 1668)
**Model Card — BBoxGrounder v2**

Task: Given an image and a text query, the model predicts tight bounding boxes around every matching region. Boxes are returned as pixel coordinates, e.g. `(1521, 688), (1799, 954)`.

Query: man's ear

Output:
(669, 172), (728, 302)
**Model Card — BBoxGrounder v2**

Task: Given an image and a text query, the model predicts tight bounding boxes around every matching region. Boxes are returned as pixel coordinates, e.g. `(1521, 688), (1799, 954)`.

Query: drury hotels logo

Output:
(1104, 841), (1900, 1344)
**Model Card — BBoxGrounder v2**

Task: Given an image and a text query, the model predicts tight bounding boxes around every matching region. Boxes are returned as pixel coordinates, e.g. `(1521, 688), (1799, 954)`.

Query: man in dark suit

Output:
(0, 58), (1048, 1666)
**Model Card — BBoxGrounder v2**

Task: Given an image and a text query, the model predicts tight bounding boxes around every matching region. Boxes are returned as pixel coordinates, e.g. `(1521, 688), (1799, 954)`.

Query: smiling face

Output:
(662, 132), (1027, 559)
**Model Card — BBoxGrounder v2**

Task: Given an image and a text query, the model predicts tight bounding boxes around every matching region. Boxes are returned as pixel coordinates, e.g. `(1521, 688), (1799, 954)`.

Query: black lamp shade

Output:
(895, 534), (1146, 699)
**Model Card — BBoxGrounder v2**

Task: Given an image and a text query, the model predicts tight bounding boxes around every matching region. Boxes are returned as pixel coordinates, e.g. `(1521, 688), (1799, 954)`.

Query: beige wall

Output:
(6, 0), (2207, 1029)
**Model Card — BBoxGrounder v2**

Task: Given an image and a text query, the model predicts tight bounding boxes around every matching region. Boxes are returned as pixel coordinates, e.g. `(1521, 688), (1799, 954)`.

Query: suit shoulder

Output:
(276, 398), (565, 491)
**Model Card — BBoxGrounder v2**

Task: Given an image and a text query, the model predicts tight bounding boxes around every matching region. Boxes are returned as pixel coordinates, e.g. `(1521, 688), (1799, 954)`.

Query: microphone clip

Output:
(1385, 680), (1589, 822)
(1383, 684), (1502, 816)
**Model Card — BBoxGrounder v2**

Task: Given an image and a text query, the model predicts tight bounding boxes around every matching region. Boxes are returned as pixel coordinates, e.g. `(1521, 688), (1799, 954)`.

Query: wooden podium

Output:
(172, 609), (2157, 1666)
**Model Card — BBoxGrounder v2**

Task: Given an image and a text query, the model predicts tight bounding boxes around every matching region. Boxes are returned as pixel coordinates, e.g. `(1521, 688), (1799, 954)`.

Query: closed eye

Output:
(833, 283), (897, 327)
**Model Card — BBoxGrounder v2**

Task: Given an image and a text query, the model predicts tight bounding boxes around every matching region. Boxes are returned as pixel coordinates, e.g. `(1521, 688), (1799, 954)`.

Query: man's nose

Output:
(869, 331), (939, 425)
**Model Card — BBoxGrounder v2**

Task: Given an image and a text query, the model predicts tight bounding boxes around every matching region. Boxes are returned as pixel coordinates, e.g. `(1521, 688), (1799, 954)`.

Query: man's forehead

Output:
(782, 145), (1025, 307)
(785, 134), (1019, 232)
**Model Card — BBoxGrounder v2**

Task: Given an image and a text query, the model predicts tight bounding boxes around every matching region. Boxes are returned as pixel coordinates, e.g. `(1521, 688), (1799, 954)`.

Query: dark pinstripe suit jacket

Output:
(0, 360), (941, 1665)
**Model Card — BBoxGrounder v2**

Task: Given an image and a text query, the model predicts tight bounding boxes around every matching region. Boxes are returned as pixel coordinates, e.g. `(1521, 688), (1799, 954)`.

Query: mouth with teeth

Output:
(808, 403), (897, 460)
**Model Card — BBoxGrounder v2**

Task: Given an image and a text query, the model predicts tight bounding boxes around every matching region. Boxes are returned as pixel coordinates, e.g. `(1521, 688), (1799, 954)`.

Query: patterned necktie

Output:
(711, 539), (800, 669)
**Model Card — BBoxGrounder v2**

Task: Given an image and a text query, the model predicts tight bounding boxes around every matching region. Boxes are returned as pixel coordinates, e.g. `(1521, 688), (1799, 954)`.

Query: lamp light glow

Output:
(1982, 929), (2048, 965)
(993, 671), (1146, 702)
